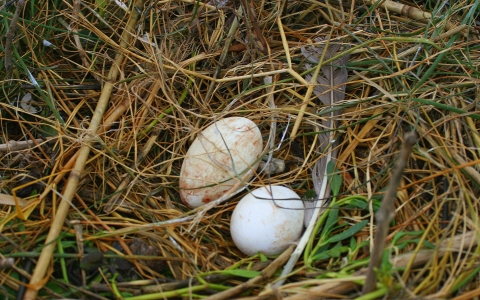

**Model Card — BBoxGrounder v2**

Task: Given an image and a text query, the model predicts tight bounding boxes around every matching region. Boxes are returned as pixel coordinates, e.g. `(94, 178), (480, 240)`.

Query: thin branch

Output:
(5, 0), (26, 75)
(362, 131), (418, 294)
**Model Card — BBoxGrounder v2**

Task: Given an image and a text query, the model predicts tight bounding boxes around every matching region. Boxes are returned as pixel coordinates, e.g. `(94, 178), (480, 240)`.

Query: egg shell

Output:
(179, 117), (263, 208)
(230, 185), (305, 256)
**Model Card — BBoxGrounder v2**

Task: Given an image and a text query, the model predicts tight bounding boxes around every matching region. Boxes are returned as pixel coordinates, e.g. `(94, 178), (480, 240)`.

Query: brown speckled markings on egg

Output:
(179, 117), (263, 208)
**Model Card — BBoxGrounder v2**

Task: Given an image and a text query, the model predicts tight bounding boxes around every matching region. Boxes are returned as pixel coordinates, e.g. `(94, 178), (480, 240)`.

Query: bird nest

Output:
(0, 0), (479, 299)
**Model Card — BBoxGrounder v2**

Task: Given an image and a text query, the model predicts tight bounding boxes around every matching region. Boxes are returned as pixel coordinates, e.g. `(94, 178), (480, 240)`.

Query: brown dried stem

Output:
(23, 0), (144, 298)
(362, 132), (418, 294)
(4, 0), (26, 75)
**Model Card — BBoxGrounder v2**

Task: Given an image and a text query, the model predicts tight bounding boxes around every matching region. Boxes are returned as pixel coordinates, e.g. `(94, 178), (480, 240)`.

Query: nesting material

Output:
(2, 0), (478, 298)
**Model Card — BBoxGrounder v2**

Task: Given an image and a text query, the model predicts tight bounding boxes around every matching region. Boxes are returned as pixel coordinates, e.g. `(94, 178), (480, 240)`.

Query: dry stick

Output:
(22, 1), (144, 298)
(4, 0), (26, 75)
(203, 245), (295, 300)
(239, 0), (268, 52)
(0, 138), (51, 152)
(72, 0), (103, 83)
(368, 0), (460, 33)
(362, 132), (418, 294)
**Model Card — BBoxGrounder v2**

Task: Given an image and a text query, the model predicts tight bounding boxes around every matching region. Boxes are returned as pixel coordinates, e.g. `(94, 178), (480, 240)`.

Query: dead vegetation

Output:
(0, 0), (479, 299)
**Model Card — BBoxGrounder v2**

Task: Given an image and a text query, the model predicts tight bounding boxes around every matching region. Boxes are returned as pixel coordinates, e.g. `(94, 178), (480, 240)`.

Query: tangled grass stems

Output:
(0, 0), (479, 298)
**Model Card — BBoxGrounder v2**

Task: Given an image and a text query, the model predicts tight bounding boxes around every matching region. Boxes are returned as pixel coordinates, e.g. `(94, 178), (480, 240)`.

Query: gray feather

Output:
(274, 37), (350, 289)
(302, 40), (349, 106)
(302, 38), (349, 227)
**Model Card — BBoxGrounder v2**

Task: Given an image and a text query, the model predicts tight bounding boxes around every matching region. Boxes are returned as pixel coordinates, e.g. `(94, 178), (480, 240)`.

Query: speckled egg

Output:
(230, 185), (305, 256)
(179, 117), (263, 208)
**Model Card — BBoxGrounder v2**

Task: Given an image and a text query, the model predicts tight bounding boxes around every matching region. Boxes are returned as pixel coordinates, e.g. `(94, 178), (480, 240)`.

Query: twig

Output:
(23, 1), (145, 298)
(239, 0), (268, 52)
(362, 132), (418, 294)
(367, 0), (461, 34)
(0, 138), (52, 153)
(5, 0), (26, 75)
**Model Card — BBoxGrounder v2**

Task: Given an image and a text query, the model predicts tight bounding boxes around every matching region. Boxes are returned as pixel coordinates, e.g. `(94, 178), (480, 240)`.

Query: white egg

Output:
(230, 185), (305, 256)
(180, 117), (263, 208)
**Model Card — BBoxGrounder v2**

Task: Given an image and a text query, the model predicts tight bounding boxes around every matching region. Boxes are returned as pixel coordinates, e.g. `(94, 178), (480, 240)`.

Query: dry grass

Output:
(1, 0), (479, 299)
